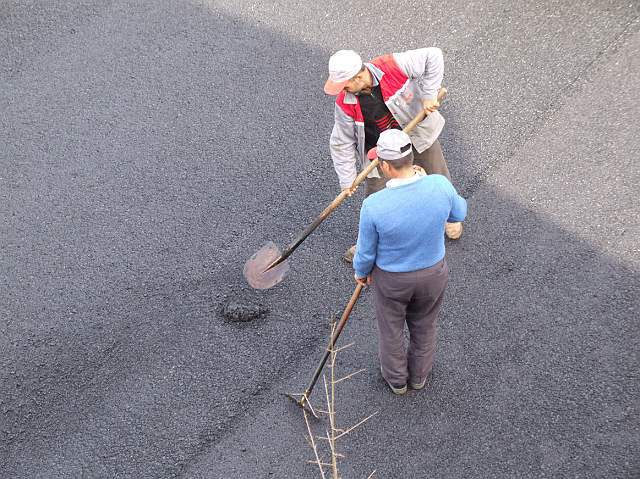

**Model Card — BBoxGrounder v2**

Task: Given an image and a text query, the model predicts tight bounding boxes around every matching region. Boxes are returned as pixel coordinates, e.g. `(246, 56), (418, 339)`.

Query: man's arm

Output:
(448, 191), (467, 223)
(393, 47), (444, 101)
(432, 175), (467, 222)
(353, 202), (378, 279)
(439, 176), (467, 222)
(330, 104), (359, 189)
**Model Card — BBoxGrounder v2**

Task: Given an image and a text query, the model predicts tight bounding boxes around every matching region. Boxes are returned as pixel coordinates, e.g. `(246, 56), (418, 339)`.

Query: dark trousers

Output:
(365, 139), (451, 197)
(372, 259), (449, 386)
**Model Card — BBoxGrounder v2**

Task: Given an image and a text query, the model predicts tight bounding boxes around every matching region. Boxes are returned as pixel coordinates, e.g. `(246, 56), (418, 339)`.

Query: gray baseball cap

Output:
(376, 129), (413, 160)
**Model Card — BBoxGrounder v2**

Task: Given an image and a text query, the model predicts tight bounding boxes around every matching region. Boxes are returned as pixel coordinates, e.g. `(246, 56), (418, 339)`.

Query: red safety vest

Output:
(335, 55), (409, 122)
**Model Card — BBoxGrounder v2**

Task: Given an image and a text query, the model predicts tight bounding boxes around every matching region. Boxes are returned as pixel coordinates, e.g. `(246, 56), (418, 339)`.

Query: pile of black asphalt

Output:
(1, 1), (638, 478)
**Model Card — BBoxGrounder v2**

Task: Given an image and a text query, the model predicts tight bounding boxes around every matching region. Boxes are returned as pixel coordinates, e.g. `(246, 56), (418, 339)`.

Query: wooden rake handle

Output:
(302, 283), (364, 399)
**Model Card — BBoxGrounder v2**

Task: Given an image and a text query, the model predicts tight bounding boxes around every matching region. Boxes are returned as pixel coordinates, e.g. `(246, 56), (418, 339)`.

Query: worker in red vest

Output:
(324, 49), (463, 261)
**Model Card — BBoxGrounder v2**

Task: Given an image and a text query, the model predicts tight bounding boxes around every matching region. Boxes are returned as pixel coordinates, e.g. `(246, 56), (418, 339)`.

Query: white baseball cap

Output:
(376, 129), (413, 161)
(324, 50), (363, 95)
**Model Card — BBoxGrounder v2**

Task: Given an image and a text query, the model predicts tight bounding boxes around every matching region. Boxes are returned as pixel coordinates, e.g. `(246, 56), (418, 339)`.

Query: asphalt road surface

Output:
(1, 1), (638, 478)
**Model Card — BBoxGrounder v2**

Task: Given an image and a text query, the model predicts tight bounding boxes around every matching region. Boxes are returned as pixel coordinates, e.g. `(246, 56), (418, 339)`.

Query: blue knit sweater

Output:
(353, 174), (467, 278)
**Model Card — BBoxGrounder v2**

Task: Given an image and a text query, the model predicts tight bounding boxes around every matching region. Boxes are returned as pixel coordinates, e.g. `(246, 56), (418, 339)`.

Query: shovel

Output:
(244, 88), (448, 289)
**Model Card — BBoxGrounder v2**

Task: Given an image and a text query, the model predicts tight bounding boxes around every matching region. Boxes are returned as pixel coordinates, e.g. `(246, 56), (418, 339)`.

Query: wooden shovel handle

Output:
(263, 87), (449, 272)
(402, 87), (448, 134)
(303, 86), (449, 227)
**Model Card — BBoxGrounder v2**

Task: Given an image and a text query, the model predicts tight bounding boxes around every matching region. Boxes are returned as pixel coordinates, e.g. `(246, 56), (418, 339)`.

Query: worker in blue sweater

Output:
(353, 129), (467, 395)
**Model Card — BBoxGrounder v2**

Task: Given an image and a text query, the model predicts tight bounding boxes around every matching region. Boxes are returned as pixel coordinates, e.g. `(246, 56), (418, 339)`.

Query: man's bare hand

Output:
(422, 98), (440, 115)
(412, 164), (427, 176)
(354, 274), (372, 286)
(342, 185), (357, 197)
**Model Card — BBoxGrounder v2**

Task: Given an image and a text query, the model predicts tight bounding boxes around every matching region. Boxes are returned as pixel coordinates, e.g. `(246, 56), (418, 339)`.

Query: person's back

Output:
(354, 174), (466, 278)
(352, 129), (466, 395)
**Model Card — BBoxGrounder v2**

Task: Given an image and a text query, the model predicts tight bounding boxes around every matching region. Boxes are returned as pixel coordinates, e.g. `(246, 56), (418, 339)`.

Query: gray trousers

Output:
(365, 139), (451, 197)
(372, 259), (449, 386)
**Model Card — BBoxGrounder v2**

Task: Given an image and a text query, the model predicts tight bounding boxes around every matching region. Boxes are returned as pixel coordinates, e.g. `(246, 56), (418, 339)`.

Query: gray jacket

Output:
(329, 47), (445, 189)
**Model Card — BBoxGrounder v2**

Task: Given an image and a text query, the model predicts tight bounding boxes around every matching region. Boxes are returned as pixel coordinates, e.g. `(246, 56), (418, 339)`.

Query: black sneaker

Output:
(380, 366), (407, 395)
(410, 377), (427, 390)
(387, 382), (407, 395)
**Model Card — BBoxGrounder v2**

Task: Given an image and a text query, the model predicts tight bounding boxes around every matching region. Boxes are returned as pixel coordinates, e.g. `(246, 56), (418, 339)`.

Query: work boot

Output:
(343, 245), (356, 263)
(445, 221), (463, 240)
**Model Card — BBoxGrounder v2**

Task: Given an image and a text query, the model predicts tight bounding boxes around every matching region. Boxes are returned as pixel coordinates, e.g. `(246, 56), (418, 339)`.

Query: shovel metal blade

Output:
(243, 241), (290, 290)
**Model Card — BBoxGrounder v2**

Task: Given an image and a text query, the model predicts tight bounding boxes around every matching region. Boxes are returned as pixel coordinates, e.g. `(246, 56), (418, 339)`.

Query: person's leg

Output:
(372, 267), (413, 389)
(412, 140), (451, 180)
(405, 259), (449, 387)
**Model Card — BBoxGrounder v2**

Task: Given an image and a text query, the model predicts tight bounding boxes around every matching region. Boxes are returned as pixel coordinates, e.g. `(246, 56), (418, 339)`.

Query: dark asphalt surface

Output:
(1, 1), (638, 478)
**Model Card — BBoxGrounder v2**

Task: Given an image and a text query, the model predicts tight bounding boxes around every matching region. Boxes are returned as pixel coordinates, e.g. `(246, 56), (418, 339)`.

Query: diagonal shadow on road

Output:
(0, 1), (638, 478)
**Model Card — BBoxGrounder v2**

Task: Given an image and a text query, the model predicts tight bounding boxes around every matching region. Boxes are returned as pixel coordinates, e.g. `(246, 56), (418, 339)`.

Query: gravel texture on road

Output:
(1, 1), (638, 478)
